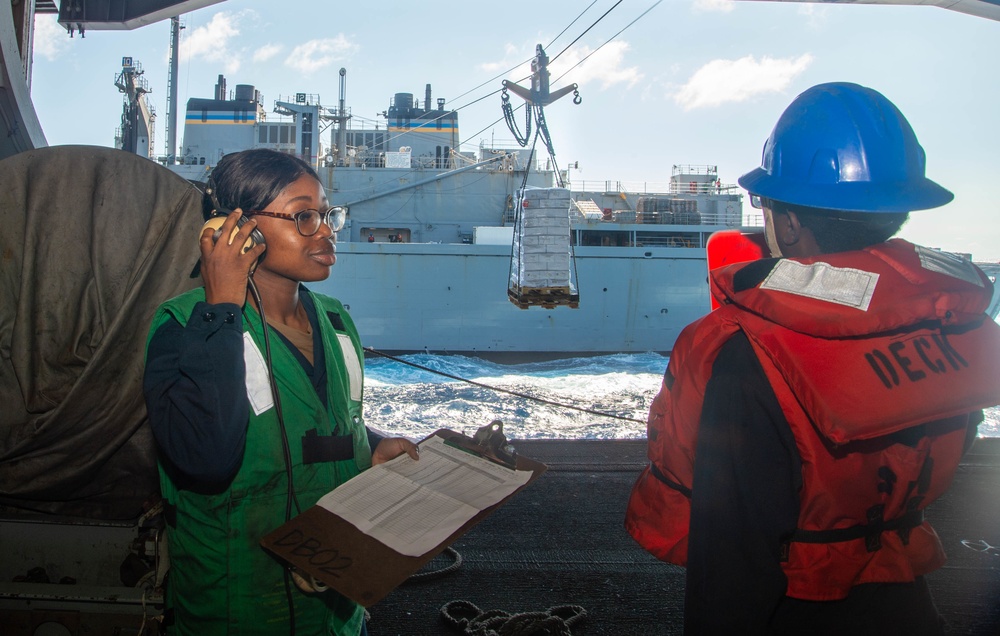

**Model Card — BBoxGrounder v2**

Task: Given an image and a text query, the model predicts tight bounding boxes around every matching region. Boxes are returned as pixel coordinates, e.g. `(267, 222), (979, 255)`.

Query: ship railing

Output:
(338, 153), (463, 170)
(275, 92), (323, 106)
(617, 210), (731, 226)
(671, 164), (718, 177)
(573, 180), (672, 194)
(634, 233), (703, 248)
(573, 208), (760, 228)
(572, 180), (741, 196)
(479, 138), (534, 152)
(667, 182), (741, 195)
(478, 140), (553, 172)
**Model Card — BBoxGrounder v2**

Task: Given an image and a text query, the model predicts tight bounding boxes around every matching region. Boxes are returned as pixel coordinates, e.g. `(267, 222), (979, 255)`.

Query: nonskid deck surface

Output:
(368, 439), (1000, 636)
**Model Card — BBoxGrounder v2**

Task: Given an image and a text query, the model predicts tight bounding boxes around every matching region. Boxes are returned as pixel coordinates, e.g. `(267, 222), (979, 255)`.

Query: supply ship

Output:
(167, 68), (747, 358)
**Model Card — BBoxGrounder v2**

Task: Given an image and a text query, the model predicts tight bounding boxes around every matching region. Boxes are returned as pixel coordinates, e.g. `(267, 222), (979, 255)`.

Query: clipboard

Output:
(260, 425), (547, 607)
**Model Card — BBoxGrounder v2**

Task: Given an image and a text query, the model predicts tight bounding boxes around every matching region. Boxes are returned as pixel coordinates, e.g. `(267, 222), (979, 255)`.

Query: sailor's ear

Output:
(780, 210), (802, 245)
(780, 211), (822, 258)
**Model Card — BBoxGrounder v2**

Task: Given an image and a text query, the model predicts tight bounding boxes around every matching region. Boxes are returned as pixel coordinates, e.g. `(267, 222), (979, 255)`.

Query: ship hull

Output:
(313, 241), (712, 358)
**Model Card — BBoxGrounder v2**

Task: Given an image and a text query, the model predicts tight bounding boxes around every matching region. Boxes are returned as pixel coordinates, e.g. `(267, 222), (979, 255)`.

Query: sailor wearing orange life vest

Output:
(625, 82), (1000, 635)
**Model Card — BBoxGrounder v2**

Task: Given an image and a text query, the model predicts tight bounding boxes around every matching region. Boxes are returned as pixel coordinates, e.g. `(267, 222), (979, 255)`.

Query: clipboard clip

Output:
(472, 420), (518, 469)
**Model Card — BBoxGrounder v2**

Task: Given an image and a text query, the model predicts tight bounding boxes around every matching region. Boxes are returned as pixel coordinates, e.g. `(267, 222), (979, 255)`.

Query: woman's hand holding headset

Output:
(200, 209), (268, 306)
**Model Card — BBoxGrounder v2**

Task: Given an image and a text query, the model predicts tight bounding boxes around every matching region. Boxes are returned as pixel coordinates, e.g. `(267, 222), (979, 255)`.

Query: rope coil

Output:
(405, 546), (464, 583)
(441, 600), (587, 636)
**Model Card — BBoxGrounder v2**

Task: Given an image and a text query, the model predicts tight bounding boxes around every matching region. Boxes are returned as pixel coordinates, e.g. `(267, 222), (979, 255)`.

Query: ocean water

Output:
(363, 353), (1000, 440)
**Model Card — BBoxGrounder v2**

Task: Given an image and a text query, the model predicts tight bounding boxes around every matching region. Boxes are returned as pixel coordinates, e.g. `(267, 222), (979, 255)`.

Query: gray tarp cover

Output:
(0, 146), (205, 520)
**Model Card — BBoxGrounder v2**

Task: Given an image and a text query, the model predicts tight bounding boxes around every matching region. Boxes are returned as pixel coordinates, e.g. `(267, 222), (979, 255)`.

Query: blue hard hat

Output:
(738, 82), (953, 213)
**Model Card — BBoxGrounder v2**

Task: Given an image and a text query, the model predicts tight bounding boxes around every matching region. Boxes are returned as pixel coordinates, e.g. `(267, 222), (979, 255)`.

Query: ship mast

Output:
(164, 16), (182, 164)
(329, 68), (351, 165)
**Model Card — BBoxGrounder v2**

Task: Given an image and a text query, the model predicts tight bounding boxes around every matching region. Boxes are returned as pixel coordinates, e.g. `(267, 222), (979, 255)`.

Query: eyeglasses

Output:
(248, 206), (346, 236)
(749, 193), (763, 209)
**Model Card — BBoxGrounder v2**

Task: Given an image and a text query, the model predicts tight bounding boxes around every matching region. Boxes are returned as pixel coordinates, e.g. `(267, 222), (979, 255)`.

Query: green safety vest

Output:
(148, 287), (370, 635)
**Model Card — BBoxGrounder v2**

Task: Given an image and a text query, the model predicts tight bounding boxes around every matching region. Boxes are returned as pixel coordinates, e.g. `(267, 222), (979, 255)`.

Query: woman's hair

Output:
(202, 149), (320, 220)
(767, 198), (909, 254)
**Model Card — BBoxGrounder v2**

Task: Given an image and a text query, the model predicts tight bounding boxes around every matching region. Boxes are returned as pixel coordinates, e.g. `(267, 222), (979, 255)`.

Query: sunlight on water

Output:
(363, 353), (1000, 441)
(364, 353), (665, 440)
(982, 407), (999, 437)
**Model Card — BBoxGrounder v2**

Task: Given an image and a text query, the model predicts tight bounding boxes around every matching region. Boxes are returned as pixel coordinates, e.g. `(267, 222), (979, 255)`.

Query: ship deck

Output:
(370, 437), (1000, 636)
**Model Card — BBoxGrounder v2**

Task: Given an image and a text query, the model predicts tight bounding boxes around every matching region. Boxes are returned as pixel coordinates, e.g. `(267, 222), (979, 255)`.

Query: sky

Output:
(29, 0), (1000, 260)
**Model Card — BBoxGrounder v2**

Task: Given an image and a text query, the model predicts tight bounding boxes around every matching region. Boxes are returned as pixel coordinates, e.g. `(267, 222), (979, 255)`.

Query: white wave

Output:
(363, 353), (999, 440)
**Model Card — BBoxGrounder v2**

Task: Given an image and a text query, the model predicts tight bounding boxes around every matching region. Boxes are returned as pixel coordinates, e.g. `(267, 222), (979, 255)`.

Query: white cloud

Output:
(180, 11), (246, 74)
(693, 0), (735, 13)
(674, 53), (813, 110)
(797, 4), (831, 29)
(284, 36), (359, 75)
(253, 43), (283, 64)
(551, 41), (643, 90)
(33, 14), (71, 60)
(479, 44), (523, 75)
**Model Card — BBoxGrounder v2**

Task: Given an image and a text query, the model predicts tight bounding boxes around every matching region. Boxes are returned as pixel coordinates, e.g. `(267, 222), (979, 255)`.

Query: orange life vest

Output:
(625, 239), (1000, 600)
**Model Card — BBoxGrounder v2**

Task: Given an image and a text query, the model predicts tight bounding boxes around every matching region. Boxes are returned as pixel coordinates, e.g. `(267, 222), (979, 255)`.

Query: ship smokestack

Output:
(425, 84), (431, 114)
(215, 75), (227, 101)
(234, 85), (256, 102)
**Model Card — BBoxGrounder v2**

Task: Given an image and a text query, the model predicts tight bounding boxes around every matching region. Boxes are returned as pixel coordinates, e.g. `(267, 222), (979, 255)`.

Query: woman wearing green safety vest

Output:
(144, 148), (419, 635)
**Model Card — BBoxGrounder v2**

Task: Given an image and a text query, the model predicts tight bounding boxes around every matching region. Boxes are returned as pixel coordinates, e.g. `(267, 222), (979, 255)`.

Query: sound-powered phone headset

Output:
(203, 176), (267, 254)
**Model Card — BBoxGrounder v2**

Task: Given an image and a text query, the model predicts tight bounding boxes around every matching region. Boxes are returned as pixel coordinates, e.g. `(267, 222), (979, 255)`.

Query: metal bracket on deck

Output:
(472, 420), (518, 469)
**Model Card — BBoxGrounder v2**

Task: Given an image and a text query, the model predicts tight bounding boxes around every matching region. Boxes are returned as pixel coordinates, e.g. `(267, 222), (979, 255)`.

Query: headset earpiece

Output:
(201, 216), (262, 256)
(203, 177), (266, 251)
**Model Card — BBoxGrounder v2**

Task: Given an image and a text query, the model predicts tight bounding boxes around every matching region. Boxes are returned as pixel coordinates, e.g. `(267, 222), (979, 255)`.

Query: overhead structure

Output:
(57, 0), (224, 34)
(735, 0), (1000, 21)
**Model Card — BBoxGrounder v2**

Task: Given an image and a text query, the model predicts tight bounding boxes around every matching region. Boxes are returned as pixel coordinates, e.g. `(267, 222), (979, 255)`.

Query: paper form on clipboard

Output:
(316, 434), (532, 557)
(260, 428), (546, 606)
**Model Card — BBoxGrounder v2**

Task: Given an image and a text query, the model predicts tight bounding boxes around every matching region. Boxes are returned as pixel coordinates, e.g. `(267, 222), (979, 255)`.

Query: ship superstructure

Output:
(167, 71), (746, 358)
